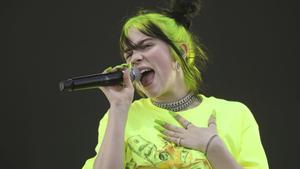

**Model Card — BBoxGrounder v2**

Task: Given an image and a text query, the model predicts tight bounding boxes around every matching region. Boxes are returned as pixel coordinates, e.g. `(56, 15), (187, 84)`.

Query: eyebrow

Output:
(124, 38), (154, 52)
(136, 38), (153, 46)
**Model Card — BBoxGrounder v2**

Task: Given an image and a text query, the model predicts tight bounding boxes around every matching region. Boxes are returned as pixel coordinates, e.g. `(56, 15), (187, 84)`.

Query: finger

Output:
(164, 128), (184, 138)
(158, 134), (180, 145)
(113, 63), (129, 71)
(164, 123), (185, 134)
(104, 63), (128, 74)
(154, 120), (185, 134)
(169, 111), (194, 129)
(103, 66), (113, 73)
(154, 119), (167, 127)
(208, 110), (217, 128)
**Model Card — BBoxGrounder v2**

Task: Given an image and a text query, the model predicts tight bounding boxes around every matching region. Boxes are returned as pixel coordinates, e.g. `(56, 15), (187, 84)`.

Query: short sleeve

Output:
(237, 105), (269, 169)
(82, 112), (109, 169)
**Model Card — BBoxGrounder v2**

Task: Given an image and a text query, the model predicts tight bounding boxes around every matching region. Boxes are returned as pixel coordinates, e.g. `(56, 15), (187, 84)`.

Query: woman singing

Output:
(82, 0), (269, 168)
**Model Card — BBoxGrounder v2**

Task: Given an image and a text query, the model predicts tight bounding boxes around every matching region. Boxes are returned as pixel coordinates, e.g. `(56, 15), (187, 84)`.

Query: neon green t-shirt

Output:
(82, 95), (269, 169)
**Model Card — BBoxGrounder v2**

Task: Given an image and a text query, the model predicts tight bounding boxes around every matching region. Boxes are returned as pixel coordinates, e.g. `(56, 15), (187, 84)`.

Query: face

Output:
(124, 28), (188, 101)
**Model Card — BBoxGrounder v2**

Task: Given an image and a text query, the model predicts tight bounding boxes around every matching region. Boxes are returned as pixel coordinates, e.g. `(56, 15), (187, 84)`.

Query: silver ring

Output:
(177, 137), (182, 146)
(185, 122), (192, 129)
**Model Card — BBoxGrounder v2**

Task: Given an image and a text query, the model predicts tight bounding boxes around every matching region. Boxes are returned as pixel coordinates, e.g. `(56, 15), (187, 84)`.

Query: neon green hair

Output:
(120, 11), (208, 96)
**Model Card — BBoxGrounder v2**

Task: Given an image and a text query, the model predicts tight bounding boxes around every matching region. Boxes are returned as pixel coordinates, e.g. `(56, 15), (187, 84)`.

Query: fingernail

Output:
(154, 119), (167, 126)
(157, 133), (166, 139)
(168, 111), (178, 117)
(104, 67), (113, 73)
(115, 65), (123, 71)
(122, 68), (128, 74)
(154, 125), (165, 132)
(121, 63), (129, 68)
(212, 110), (216, 118)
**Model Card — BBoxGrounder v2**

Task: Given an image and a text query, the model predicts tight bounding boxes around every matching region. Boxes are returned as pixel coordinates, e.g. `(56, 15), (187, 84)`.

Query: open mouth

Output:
(140, 68), (155, 87)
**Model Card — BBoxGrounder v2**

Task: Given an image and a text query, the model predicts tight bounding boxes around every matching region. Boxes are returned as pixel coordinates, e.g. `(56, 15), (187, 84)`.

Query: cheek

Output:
(150, 46), (173, 65)
(153, 56), (175, 80)
(147, 45), (175, 78)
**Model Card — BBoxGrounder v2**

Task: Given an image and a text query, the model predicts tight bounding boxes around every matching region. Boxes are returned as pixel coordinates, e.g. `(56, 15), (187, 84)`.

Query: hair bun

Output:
(165, 0), (201, 29)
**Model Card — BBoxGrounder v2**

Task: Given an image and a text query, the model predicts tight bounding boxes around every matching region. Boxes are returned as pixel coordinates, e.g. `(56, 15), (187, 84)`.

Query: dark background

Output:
(1, 0), (299, 168)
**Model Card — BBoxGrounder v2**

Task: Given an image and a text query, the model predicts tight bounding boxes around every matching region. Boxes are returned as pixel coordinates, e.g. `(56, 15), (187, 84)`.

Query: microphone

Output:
(59, 67), (141, 92)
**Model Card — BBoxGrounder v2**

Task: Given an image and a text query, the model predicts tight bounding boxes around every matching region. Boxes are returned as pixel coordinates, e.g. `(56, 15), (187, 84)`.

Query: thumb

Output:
(208, 110), (217, 128)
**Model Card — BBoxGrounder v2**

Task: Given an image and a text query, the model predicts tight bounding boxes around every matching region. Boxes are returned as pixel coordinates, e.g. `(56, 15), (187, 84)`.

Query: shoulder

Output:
(202, 94), (249, 110)
(202, 95), (252, 115)
(201, 94), (257, 127)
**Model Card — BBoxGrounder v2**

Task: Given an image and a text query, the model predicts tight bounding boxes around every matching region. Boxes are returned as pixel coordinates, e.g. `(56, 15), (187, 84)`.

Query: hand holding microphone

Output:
(59, 64), (141, 92)
(99, 64), (137, 108)
(59, 64), (141, 109)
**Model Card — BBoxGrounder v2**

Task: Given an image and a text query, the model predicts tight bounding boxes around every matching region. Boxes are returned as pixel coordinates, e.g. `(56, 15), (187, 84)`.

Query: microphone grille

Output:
(130, 67), (141, 82)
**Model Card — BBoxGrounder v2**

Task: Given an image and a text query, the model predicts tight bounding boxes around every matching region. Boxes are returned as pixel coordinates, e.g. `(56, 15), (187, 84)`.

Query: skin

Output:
(124, 28), (189, 103)
(157, 112), (243, 169)
(93, 28), (243, 169)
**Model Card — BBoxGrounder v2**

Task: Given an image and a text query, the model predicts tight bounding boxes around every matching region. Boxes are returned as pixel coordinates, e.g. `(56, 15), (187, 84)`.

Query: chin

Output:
(136, 80), (167, 99)
(137, 85), (158, 99)
(145, 87), (165, 100)
(142, 90), (157, 99)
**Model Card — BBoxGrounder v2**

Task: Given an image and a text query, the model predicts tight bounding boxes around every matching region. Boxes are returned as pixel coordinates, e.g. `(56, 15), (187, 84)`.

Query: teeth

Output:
(140, 68), (152, 74)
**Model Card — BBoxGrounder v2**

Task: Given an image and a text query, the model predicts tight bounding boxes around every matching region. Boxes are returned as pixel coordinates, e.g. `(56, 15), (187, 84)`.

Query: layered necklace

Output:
(151, 93), (201, 112)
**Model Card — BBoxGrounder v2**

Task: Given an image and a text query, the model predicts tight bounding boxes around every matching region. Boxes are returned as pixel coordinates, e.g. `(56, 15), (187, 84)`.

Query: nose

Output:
(130, 51), (144, 65)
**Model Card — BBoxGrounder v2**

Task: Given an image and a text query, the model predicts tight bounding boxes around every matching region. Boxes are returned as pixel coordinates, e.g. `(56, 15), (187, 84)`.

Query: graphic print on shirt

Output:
(125, 135), (212, 169)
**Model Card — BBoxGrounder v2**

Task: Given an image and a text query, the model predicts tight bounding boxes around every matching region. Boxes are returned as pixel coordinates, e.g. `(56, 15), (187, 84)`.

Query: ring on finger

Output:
(185, 122), (192, 129)
(177, 137), (182, 146)
(208, 122), (216, 127)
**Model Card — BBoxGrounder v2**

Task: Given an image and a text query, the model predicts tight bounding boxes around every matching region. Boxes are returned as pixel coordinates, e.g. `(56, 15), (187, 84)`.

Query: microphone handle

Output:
(60, 71), (123, 92)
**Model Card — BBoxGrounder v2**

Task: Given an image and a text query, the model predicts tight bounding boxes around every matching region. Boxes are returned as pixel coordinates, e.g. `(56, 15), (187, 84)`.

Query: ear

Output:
(179, 43), (188, 59)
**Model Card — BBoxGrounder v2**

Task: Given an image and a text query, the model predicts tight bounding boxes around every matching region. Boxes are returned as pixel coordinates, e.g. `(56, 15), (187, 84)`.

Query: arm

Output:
(206, 136), (243, 169)
(92, 67), (134, 169)
(93, 105), (129, 169)
(156, 111), (243, 169)
(156, 104), (268, 169)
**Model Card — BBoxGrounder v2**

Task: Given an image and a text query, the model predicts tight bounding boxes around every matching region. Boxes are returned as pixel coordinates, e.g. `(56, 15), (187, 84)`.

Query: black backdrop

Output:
(1, 0), (299, 169)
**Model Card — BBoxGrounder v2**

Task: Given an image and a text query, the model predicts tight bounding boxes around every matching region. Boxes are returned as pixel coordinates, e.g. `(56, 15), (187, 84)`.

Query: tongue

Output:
(141, 71), (155, 87)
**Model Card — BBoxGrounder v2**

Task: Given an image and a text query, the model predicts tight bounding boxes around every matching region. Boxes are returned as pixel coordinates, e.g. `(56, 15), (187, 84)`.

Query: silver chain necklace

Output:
(151, 93), (200, 112)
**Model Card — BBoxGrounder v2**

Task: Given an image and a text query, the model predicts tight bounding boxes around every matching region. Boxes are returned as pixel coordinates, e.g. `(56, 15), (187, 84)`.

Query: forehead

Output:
(127, 28), (152, 44)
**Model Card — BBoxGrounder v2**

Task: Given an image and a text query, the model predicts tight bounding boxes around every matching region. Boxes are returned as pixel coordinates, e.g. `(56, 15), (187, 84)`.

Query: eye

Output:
(140, 44), (153, 49)
(124, 50), (133, 60)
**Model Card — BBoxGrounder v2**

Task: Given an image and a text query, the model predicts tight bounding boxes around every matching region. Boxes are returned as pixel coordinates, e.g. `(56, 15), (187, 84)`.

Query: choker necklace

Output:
(151, 93), (201, 112)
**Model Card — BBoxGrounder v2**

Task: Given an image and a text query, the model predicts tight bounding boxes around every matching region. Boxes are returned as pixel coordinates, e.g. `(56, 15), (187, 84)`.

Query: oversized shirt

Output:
(82, 95), (269, 169)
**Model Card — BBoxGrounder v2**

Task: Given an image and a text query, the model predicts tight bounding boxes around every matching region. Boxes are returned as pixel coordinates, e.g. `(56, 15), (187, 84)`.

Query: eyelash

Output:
(141, 44), (152, 49)
(125, 52), (133, 60)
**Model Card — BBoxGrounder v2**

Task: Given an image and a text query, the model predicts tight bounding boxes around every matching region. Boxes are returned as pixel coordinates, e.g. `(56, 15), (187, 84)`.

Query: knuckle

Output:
(165, 124), (172, 129)
(173, 126), (179, 130)
(162, 130), (168, 135)
(166, 130), (173, 136)
(179, 118), (187, 124)
(167, 131), (175, 137)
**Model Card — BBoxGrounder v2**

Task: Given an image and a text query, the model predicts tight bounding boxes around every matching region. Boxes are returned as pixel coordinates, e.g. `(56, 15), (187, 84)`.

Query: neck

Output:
(152, 89), (190, 103)
(151, 92), (202, 112)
